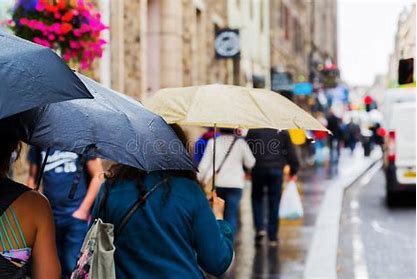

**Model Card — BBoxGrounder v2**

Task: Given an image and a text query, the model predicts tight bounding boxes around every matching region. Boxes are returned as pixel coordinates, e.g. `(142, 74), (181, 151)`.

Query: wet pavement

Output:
(210, 148), (371, 279)
(338, 165), (416, 279)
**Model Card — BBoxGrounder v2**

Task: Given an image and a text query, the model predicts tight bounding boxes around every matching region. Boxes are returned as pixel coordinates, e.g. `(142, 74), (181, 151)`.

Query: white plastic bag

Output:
(279, 181), (304, 220)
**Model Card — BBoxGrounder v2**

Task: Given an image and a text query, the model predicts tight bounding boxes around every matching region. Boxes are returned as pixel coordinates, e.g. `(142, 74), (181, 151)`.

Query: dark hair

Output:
(105, 124), (198, 196)
(219, 128), (235, 135)
(167, 123), (197, 180)
(0, 117), (21, 178)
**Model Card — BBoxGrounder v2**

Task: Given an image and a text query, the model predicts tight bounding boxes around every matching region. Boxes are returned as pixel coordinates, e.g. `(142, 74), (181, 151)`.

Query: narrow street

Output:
(338, 164), (416, 279)
(210, 148), (379, 279)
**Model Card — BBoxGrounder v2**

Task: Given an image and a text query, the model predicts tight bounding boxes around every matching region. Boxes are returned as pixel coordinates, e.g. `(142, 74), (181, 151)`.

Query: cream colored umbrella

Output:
(143, 84), (328, 131)
(144, 84), (328, 190)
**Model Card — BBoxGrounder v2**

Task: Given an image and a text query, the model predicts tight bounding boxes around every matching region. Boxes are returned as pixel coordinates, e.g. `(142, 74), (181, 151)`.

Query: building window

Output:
(250, 0), (254, 19)
(293, 19), (302, 53)
(284, 6), (290, 40)
(260, 0), (264, 32)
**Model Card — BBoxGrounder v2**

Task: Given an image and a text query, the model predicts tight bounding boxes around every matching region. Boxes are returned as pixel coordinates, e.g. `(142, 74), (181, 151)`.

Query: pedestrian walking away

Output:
(198, 128), (256, 235)
(0, 118), (60, 279)
(91, 124), (234, 279)
(326, 109), (343, 164)
(27, 146), (103, 278)
(345, 119), (361, 154)
(246, 129), (299, 246)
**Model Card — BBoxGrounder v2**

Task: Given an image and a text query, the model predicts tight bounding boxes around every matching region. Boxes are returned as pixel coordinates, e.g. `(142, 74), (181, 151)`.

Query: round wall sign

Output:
(215, 30), (240, 58)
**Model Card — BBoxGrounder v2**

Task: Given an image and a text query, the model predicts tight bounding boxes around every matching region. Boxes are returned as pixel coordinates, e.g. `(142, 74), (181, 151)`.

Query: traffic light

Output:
(398, 58), (414, 85)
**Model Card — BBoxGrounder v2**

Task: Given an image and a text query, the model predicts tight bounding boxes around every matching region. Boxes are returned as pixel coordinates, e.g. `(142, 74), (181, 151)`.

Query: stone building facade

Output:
(269, 0), (337, 83)
(387, 3), (416, 86)
(270, 0), (311, 81)
(309, 0), (338, 66)
(97, 0), (231, 100)
(228, 0), (271, 88)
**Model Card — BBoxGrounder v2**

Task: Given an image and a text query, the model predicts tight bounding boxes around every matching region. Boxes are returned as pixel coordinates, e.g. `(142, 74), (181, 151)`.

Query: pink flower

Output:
(80, 23), (89, 33)
(73, 29), (81, 37)
(27, 20), (36, 29)
(19, 18), (28, 25)
(40, 39), (51, 48)
(35, 3), (44, 12)
(48, 34), (55, 41)
(51, 23), (61, 34)
(69, 40), (79, 49)
(33, 37), (42, 44)
(63, 51), (72, 62)
(80, 60), (89, 70)
(33, 37), (51, 48)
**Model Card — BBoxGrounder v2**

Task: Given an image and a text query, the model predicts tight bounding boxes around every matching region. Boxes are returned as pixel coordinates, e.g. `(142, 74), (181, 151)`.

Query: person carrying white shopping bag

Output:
(279, 181), (304, 220)
(246, 129), (300, 247)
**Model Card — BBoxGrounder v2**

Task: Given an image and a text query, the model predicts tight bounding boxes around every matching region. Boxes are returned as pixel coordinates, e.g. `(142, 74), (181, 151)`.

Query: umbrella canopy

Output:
(143, 84), (328, 131)
(0, 28), (92, 119)
(144, 84), (328, 192)
(18, 74), (194, 172)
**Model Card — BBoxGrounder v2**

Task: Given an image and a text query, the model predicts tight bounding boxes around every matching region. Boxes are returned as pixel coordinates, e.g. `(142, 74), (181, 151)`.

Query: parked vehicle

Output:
(383, 88), (416, 204)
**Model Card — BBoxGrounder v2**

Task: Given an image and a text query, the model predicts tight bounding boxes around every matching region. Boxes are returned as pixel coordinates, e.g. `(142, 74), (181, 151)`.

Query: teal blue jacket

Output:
(92, 171), (234, 278)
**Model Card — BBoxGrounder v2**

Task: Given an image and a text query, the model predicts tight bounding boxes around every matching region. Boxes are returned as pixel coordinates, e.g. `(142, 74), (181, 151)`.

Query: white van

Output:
(383, 87), (415, 123)
(384, 96), (416, 204)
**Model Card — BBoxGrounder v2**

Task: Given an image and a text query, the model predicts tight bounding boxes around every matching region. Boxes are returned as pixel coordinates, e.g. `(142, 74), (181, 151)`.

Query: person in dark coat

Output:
(326, 110), (343, 164)
(345, 120), (361, 154)
(246, 129), (299, 246)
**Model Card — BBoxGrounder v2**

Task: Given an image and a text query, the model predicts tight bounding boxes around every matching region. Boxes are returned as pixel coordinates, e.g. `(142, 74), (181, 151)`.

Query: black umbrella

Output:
(0, 28), (92, 119)
(18, 74), (194, 182)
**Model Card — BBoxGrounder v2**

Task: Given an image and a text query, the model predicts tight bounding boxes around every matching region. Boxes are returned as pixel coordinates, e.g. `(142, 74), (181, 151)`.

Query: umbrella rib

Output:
(183, 87), (201, 125)
(247, 91), (278, 129)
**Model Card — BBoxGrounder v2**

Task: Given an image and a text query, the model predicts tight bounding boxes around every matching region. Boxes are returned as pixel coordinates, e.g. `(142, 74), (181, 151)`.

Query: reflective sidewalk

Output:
(211, 148), (375, 279)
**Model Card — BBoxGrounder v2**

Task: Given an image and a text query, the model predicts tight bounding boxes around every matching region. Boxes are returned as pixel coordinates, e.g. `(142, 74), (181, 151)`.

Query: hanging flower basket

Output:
(9, 0), (107, 70)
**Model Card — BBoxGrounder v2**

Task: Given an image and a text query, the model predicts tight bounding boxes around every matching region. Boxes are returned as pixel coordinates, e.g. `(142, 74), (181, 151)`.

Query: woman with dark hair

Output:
(0, 118), (60, 278)
(91, 124), (234, 279)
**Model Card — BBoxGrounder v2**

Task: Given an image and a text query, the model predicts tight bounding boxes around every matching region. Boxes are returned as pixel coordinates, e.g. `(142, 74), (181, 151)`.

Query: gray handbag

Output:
(71, 178), (167, 279)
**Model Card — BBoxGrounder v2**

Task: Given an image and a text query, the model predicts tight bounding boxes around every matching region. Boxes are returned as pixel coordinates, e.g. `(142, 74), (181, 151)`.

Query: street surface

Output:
(211, 148), (379, 279)
(338, 164), (416, 279)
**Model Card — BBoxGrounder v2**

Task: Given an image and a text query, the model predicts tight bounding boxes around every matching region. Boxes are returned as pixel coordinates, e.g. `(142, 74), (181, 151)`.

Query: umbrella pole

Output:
(212, 124), (217, 192)
(36, 147), (51, 191)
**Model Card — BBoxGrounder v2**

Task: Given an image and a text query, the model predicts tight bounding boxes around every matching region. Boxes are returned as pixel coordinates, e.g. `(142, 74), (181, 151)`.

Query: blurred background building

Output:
(386, 3), (416, 87)
(0, 0), (339, 102)
(97, 0), (231, 99)
(95, 0), (339, 101)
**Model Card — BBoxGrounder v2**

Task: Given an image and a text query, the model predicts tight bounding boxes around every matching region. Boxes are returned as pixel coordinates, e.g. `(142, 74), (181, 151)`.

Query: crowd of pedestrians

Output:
(1, 115), (305, 278)
(1, 108), (387, 279)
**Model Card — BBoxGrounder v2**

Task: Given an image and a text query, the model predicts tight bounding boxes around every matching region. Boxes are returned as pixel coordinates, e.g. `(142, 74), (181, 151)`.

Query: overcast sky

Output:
(338, 0), (415, 86)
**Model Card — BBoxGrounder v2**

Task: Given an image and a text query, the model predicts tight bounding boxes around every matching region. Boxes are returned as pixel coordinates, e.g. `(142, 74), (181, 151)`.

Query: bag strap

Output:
(0, 178), (30, 217)
(215, 137), (238, 175)
(97, 180), (111, 221)
(114, 178), (168, 239)
(97, 177), (168, 241)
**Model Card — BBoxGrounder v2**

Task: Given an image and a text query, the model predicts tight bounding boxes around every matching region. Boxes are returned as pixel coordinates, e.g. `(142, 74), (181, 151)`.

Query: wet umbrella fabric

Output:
(18, 74), (194, 173)
(0, 28), (92, 119)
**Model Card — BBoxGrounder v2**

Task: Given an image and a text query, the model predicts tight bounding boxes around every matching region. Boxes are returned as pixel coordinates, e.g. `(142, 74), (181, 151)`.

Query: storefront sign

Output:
(271, 70), (293, 92)
(293, 82), (313, 95)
